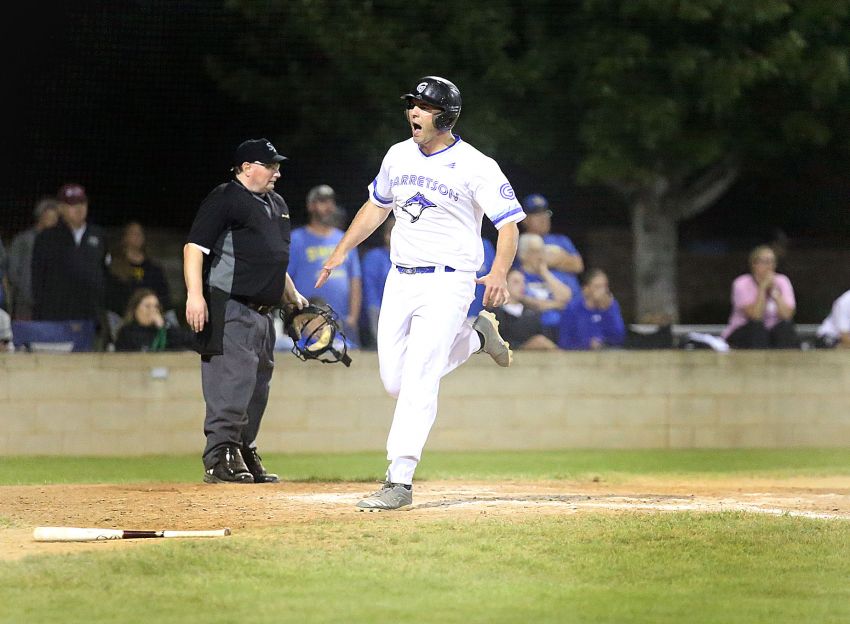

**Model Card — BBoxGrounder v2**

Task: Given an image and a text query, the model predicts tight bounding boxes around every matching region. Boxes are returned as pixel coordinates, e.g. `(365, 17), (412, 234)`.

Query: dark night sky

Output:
(3, 2), (848, 249)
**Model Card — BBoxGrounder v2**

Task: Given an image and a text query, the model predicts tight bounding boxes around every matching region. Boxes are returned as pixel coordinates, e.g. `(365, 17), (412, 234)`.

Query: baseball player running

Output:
(316, 76), (525, 510)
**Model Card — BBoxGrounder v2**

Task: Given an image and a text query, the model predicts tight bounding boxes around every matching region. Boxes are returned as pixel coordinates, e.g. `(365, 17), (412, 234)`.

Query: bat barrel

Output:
(33, 527), (123, 542)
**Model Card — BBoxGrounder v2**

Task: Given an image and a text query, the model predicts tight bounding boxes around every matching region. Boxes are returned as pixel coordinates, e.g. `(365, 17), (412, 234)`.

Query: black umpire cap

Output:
(233, 139), (288, 166)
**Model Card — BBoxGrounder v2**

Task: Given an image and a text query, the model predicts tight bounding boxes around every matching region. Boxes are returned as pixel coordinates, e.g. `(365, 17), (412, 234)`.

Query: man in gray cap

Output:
(287, 184), (362, 343)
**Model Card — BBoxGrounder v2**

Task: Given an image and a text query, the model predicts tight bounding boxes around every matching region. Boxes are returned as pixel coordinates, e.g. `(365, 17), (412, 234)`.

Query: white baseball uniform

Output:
(368, 135), (525, 484)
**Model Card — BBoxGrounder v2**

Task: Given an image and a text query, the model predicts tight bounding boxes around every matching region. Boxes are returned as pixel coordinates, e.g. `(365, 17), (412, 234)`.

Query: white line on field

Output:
(279, 492), (849, 520)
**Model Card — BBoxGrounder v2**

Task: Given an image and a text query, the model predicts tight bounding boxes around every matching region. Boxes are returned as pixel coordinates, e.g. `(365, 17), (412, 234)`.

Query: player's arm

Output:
(183, 243), (208, 332)
(476, 222), (519, 308)
(315, 200), (390, 288)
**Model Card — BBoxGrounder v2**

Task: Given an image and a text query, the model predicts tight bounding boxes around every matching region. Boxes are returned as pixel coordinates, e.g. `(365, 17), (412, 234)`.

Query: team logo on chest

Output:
(399, 192), (436, 223)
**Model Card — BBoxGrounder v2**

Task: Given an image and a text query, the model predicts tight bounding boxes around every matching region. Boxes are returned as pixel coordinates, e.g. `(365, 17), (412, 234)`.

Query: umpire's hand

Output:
(186, 292), (209, 333)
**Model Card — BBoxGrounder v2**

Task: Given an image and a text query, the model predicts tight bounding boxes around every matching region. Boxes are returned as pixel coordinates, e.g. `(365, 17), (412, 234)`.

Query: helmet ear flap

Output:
(433, 110), (454, 132)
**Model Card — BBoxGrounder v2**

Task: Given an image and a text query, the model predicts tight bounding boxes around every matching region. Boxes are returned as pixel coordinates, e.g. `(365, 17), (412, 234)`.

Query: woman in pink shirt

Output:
(722, 245), (800, 349)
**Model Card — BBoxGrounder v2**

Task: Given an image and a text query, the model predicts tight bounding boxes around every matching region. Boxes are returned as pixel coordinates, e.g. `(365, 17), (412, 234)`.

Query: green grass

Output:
(1, 449), (849, 485)
(2, 513), (849, 624)
(2, 451), (849, 622)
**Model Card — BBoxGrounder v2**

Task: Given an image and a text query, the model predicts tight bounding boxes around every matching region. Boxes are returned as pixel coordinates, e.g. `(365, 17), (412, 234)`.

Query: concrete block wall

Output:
(1, 350), (849, 455)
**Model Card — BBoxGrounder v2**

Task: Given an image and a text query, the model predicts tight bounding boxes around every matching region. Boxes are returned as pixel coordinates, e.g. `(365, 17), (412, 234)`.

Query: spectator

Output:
(558, 268), (626, 351)
(515, 232), (573, 342)
(31, 184), (109, 327)
(114, 288), (192, 352)
(494, 268), (557, 350)
(6, 197), (59, 319)
(624, 312), (675, 350)
(815, 289), (850, 349)
(360, 214), (394, 348)
(106, 221), (173, 320)
(288, 184), (362, 345)
(721, 245), (799, 349)
(0, 237), (7, 312)
(0, 308), (12, 352)
(520, 193), (583, 300)
(467, 236), (497, 318)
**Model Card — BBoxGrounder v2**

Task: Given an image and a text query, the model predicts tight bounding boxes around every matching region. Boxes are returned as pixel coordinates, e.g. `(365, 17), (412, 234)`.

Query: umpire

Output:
(184, 138), (307, 484)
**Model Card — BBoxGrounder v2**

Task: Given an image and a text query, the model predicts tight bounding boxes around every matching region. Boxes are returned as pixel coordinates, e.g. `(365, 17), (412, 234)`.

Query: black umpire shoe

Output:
(242, 446), (280, 483)
(204, 445), (254, 484)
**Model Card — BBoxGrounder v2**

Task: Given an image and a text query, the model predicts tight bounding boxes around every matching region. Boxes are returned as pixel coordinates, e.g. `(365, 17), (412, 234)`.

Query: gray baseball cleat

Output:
(356, 482), (413, 511)
(473, 310), (513, 367)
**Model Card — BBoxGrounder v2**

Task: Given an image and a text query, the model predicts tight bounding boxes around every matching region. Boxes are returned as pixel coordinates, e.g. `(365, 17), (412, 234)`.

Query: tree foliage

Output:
(211, 0), (850, 318)
(567, 0), (850, 192)
(209, 0), (540, 162)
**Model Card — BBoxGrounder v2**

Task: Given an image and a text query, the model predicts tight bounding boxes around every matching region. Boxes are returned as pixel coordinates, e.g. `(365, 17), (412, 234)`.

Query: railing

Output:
(629, 324), (820, 339)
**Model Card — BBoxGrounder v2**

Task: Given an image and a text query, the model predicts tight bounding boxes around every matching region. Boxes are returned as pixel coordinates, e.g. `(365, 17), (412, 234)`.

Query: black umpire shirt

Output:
(31, 221), (109, 321)
(187, 179), (291, 306)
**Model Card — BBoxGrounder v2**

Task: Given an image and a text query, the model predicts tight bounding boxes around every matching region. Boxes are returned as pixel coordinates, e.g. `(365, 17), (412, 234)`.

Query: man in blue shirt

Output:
(558, 268), (626, 350)
(288, 185), (362, 344)
(360, 215), (394, 347)
(520, 193), (583, 300)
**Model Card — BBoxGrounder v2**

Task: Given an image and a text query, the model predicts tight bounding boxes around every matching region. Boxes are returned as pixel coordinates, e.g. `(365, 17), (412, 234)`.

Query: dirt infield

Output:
(2, 477), (848, 560)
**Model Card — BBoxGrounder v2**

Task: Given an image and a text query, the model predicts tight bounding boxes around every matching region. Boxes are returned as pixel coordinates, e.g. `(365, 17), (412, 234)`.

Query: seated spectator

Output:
(721, 245), (799, 349)
(815, 289), (850, 349)
(0, 237), (7, 312)
(558, 268), (625, 350)
(494, 268), (557, 350)
(360, 215), (394, 349)
(515, 232), (573, 342)
(115, 289), (192, 352)
(624, 312), (675, 350)
(106, 221), (173, 320)
(0, 309), (12, 352)
(7, 196), (59, 319)
(520, 193), (583, 300)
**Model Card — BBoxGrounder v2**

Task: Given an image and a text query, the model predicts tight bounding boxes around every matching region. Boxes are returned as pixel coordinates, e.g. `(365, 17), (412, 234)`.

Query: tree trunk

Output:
(631, 195), (679, 323)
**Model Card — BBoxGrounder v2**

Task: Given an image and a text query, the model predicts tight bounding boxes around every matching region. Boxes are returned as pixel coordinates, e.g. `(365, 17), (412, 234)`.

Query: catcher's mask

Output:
(280, 303), (352, 367)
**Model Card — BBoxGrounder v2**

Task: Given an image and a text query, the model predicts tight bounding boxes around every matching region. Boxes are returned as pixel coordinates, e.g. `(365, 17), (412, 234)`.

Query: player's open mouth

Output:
(412, 122), (422, 135)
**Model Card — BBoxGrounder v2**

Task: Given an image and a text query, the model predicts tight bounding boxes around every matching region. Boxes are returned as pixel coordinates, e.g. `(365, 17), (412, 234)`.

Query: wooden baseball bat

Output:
(33, 526), (231, 542)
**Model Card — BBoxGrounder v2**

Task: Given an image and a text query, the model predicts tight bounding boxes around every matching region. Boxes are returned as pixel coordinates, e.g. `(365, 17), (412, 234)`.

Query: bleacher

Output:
(629, 323), (821, 350)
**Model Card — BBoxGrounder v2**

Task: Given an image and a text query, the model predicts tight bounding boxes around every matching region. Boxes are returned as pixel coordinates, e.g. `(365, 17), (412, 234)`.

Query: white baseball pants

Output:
(377, 267), (480, 485)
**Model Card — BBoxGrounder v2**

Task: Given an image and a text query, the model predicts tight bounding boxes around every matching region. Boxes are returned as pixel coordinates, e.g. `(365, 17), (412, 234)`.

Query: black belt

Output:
(395, 265), (455, 274)
(232, 297), (274, 314)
